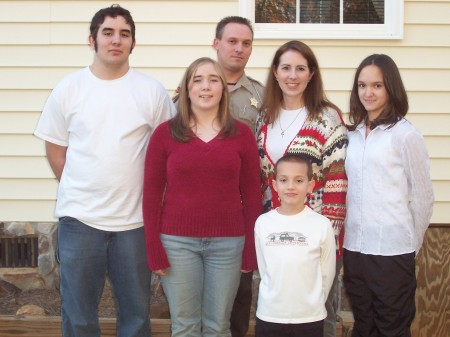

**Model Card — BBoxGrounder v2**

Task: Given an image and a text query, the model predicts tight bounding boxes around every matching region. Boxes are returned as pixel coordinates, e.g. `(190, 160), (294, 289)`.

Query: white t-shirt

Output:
(34, 67), (175, 231)
(255, 207), (336, 324)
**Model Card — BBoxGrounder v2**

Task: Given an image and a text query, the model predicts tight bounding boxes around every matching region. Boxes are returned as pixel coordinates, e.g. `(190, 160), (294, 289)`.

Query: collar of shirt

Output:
(356, 120), (404, 136)
(229, 72), (250, 93)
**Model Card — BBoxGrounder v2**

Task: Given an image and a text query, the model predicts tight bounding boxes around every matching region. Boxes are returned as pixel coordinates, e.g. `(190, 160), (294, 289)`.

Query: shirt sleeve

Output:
(143, 123), (171, 270)
(239, 124), (263, 270)
(402, 129), (434, 254)
(149, 84), (177, 134)
(254, 218), (265, 275)
(320, 219), (336, 300)
(321, 110), (348, 257)
(34, 85), (70, 146)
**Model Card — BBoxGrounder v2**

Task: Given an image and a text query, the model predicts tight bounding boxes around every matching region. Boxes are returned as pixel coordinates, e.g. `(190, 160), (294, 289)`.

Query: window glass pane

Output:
(255, 0), (296, 23)
(344, 0), (384, 24)
(300, 0), (339, 24)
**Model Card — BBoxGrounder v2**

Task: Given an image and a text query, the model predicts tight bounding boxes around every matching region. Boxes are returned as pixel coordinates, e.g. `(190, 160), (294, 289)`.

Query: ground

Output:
(0, 276), (169, 318)
(0, 285), (115, 317)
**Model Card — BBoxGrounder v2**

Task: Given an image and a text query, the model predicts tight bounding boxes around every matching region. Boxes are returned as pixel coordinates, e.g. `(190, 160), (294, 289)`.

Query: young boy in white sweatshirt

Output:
(255, 153), (336, 337)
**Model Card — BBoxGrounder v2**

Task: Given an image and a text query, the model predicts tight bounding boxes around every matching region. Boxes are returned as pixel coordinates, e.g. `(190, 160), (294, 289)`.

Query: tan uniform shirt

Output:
(229, 73), (264, 134)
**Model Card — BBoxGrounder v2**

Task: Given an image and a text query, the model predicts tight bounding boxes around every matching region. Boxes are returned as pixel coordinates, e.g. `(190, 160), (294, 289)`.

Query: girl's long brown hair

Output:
(348, 54), (408, 131)
(169, 57), (235, 142)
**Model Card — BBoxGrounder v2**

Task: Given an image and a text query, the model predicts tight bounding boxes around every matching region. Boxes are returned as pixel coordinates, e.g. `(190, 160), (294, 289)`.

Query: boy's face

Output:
(272, 161), (314, 208)
(89, 15), (135, 69)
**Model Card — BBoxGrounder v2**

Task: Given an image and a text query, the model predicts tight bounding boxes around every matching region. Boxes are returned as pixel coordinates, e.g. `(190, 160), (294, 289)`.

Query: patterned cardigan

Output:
(257, 108), (348, 259)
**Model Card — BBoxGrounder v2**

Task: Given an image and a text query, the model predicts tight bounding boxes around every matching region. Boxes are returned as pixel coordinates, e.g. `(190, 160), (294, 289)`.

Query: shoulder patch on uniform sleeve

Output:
(247, 76), (264, 88)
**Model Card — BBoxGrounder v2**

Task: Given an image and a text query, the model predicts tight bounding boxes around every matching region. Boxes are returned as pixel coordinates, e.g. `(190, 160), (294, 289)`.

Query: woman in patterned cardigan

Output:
(256, 40), (348, 337)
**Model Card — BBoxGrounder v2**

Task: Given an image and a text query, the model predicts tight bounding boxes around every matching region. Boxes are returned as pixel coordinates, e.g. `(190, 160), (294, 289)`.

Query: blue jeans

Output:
(58, 217), (151, 337)
(160, 234), (245, 337)
(323, 258), (343, 337)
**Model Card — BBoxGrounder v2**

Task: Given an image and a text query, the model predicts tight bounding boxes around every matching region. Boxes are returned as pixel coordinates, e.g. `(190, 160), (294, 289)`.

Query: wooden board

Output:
(0, 317), (169, 337)
(412, 226), (450, 337)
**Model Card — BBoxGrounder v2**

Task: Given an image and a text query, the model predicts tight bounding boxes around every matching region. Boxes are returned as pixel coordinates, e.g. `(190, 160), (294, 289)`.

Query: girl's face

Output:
(188, 62), (224, 114)
(274, 50), (313, 106)
(357, 64), (389, 121)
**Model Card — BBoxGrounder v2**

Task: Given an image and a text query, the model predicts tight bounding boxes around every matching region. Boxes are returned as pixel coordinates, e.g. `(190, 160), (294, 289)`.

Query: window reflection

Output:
(255, 0), (384, 24)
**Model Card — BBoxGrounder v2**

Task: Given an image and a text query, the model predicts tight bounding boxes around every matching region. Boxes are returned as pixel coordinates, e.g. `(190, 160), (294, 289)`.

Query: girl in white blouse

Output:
(343, 54), (434, 337)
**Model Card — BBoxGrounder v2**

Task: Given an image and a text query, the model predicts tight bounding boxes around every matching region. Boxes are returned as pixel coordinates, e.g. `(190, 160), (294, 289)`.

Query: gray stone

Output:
(37, 222), (56, 235)
(5, 222), (35, 236)
(39, 235), (50, 253)
(51, 227), (58, 248)
(38, 253), (54, 276)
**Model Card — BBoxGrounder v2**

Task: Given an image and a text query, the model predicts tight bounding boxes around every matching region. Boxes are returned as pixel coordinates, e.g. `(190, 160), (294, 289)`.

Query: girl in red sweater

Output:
(143, 57), (261, 337)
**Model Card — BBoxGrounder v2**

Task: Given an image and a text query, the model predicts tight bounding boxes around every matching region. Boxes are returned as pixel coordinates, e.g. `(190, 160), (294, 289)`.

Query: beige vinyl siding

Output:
(0, 0), (449, 222)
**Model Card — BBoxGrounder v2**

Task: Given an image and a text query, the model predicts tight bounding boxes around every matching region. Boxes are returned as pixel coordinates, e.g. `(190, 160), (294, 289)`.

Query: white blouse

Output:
(344, 119), (434, 255)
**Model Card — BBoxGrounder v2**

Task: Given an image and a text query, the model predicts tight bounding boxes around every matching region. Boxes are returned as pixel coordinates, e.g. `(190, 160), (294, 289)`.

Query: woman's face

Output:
(188, 62), (224, 114)
(274, 50), (313, 105)
(357, 64), (389, 121)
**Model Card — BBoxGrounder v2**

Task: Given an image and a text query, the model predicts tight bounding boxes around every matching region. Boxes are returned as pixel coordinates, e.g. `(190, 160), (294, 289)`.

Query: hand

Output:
(153, 269), (167, 276)
(241, 269), (252, 273)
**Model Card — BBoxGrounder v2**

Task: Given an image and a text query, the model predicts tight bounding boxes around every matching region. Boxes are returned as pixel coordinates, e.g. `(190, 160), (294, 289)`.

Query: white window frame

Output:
(239, 0), (404, 39)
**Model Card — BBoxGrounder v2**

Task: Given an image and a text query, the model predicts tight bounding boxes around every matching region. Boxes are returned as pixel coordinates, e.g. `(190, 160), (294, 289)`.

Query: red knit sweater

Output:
(143, 121), (262, 271)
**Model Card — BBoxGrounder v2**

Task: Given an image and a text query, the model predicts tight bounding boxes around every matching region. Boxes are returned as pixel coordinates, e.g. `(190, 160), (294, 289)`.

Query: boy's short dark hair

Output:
(90, 4), (136, 44)
(274, 154), (313, 180)
(215, 16), (254, 40)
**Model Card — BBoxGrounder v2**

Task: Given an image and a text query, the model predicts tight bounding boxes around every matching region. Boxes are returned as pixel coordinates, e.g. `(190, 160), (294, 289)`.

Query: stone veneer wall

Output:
(0, 221), (58, 290)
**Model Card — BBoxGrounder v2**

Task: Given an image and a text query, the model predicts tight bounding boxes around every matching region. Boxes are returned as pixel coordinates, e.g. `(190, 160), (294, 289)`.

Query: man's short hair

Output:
(215, 16), (254, 40)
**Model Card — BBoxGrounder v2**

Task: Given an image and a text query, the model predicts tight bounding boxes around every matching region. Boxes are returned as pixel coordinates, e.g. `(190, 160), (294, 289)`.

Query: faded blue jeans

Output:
(324, 258), (343, 337)
(160, 234), (245, 337)
(58, 217), (151, 337)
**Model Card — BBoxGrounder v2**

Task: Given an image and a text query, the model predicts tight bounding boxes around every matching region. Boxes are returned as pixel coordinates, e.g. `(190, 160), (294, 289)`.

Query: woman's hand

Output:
(154, 269), (167, 276)
(241, 269), (252, 273)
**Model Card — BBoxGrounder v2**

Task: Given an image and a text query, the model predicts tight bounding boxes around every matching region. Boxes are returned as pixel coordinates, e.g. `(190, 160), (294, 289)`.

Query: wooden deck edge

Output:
(0, 315), (351, 337)
(0, 316), (171, 336)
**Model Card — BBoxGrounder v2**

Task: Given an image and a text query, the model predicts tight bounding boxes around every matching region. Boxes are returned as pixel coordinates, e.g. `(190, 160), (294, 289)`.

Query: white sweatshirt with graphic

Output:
(255, 207), (336, 324)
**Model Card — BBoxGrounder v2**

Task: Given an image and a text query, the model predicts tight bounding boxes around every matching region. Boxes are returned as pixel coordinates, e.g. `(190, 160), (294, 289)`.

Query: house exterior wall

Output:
(0, 0), (449, 223)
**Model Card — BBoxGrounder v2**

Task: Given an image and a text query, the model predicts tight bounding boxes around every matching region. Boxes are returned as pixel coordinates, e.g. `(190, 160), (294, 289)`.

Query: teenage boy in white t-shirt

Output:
(34, 5), (175, 337)
(255, 153), (336, 337)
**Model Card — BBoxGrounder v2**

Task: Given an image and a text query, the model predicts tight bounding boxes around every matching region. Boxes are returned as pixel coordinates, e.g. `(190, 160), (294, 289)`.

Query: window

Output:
(239, 0), (403, 39)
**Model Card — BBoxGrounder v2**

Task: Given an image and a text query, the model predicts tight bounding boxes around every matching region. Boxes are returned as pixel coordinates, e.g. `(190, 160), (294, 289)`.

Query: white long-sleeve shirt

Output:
(255, 207), (336, 324)
(344, 119), (434, 255)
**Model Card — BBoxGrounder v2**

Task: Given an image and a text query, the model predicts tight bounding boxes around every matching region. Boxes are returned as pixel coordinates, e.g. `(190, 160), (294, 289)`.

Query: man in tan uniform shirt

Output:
(213, 16), (264, 134)
(213, 16), (264, 337)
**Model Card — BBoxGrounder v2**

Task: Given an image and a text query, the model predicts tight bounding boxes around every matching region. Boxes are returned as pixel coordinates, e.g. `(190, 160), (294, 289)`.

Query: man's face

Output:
(89, 15), (135, 69)
(213, 23), (253, 74)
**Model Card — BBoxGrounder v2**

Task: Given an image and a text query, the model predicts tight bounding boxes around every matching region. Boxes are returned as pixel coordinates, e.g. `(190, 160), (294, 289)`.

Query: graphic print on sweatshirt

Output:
(265, 232), (308, 246)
